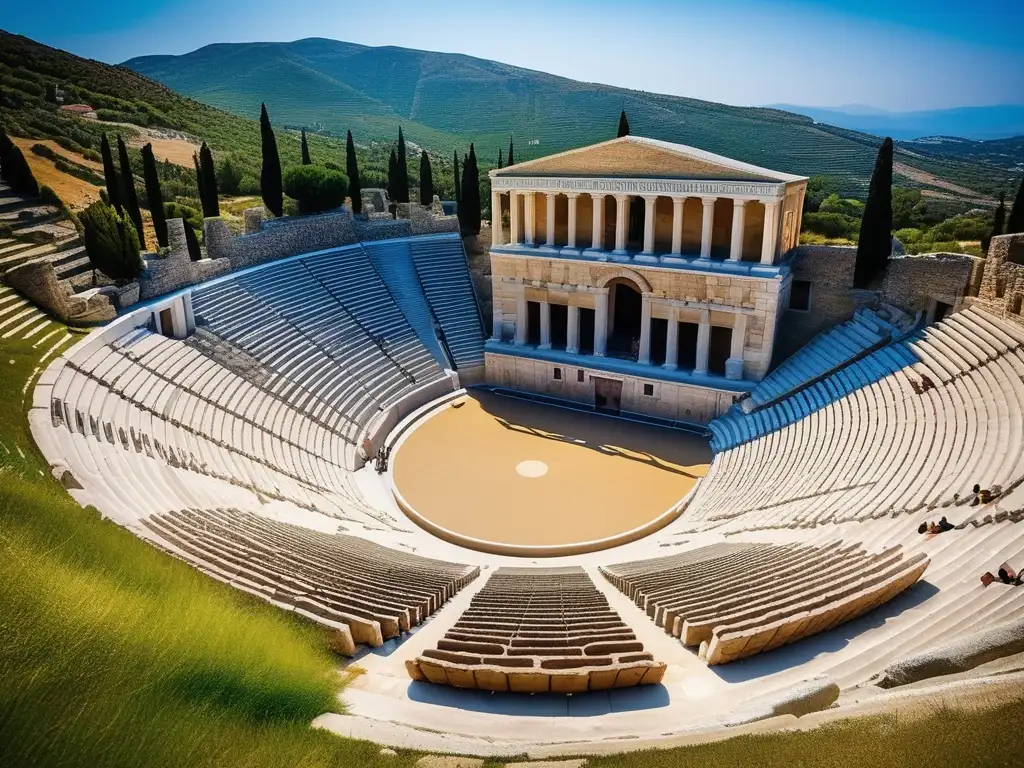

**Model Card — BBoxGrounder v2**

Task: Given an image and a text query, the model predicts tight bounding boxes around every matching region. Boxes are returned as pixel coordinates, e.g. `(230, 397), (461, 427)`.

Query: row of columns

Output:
(506, 287), (746, 378)
(492, 189), (781, 265)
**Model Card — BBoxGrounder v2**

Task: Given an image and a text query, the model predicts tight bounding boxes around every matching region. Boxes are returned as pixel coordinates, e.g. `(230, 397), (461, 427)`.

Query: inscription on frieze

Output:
(491, 176), (785, 198)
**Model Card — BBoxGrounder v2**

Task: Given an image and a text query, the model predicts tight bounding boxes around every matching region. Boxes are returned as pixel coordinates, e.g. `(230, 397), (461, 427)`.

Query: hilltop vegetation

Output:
(0, 31), (466, 218)
(125, 36), (1019, 199)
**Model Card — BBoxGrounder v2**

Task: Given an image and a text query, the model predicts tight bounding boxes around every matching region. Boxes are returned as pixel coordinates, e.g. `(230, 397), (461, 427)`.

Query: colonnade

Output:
(492, 189), (781, 265)
(500, 285), (748, 380)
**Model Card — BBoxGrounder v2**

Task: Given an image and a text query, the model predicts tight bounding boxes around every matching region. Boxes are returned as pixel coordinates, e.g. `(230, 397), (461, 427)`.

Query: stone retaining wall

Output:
(138, 218), (231, 300)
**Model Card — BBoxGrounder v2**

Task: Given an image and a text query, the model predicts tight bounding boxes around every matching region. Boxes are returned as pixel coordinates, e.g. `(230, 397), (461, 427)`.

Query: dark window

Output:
(553, 367), (562, 380)
(709, 326), (733, 377)
(643, 383), (654, 396)
(577, 369), (585, 383)
(789, 280), (812, 311)
(526, 301), (542, 345)
(550, 304), (568, 349)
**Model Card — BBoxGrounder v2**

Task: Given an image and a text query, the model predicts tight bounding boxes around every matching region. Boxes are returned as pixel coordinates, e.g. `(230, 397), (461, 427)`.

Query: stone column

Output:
(594, 290), (609, 356)
(545, 193), (557, 247)
(694, 309), (711, 375)
(671, 197), (685, 255)
(566, 193), (579, 249)
(761, 200), (780, 265)
(613, 194), (630, 254)
(514, 286), (528, 346)
(509, 190), (520, 245)
(663, 305), (679, 370)
(539, 300), (552, 349)
(491, 301), (503, 341)
(729, 199), (746, 261)
(700, 197), (716, 259)
(491, 189), (502, 246)
(524, 191), (535, 246)
(641, 196), (657, 255)
(183, 292), (196, 334)
(726, 312), (747, 380)
(566, 304), (580, 353)
(591, 193), (605, 250)
(638, 295), (652, 364)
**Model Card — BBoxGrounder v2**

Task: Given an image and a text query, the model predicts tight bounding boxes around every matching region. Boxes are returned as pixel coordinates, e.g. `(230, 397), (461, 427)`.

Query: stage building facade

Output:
(485, 136), (808, 423)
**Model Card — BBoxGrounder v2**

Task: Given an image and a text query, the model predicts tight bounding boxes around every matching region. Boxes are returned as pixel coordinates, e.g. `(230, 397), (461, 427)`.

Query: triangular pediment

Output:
(493, 136), (802, 183)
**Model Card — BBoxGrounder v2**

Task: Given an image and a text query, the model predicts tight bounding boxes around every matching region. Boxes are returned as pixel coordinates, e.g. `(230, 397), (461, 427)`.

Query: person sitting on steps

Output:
(971, 484), (994, 506)
(981, 562), (1023, 587)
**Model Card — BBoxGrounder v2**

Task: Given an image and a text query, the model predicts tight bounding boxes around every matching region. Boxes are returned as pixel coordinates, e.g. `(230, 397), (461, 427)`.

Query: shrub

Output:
(802, 211), (861, 240)
(80, 200), (143, 281)
(216, 156), (244, 196)
(283, 164), (348, 214)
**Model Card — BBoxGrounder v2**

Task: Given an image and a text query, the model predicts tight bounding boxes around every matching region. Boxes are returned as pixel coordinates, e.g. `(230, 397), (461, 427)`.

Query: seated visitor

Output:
(981, 563), (1023, 587)
(918, 522), (929, 534)
(971, 484), (994, 506)
(938, 516), (955, 532)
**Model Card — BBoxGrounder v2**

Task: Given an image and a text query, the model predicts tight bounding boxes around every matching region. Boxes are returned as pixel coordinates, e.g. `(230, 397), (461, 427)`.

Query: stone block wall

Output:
(138, 219), (232, 301)
(204, 211), (357, 270)
(776, 245), (976, 363)
(486, 352), (737, 424)
(4, 259), (116, 324)
(973, 234), (1024, 323)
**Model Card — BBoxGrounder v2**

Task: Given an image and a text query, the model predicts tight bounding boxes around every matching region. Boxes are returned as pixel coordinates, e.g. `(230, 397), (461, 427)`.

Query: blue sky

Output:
(2, 0), (1022, 111)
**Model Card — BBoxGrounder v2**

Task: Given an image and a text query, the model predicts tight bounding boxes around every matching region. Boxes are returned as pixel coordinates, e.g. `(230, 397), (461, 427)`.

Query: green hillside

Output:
(124, 37), (1018, 199)
(0, 31), (461, 200)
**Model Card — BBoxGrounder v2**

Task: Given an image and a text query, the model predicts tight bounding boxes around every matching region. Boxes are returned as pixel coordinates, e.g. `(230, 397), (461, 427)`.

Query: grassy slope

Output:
(124, 37), (1020, 199)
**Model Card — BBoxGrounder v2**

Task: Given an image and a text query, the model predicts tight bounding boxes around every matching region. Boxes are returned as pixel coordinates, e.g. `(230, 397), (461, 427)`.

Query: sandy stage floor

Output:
(392, 391), (711, 551)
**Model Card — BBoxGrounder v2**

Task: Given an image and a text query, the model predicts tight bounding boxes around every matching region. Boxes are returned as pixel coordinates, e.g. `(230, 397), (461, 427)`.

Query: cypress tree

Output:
(1007, 176), (1024, 236)
(854, 137), (894, 288)
(419, 150), (435, 205)
(497, 149), (503, 169)
(141, 143), (168, 248)
(0, 128), (40, 196)
(99, 134), (122, 212)
(506, 136), (514, 168)
(387, 147), (398, 207)
(116, 135), (145, 250)
(396, 127), (410, 203)
(259, 103), (283, 217)
(617, 110), (630, 138)
(300, 129), (311, 165)
(453, 150), (461, 205)
(459, 143), (481, 236)
(346, 130), (362, 214)
(198, 142), (220, 217)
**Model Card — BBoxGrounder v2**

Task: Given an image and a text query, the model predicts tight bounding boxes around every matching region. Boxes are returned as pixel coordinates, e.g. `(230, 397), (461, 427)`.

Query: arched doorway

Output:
(606, 277), (643, 359)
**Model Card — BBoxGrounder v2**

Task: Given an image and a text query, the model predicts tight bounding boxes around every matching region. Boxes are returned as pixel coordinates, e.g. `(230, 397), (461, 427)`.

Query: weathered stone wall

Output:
(486, 352), (737, 423)
(138, 218), (232, 301)
(776, 245), (976, 363)
(204, 211), (357, 270)
(4, 259), (116, 324)
(775, 245), (858, 362)
(973, 234), (1024, 325)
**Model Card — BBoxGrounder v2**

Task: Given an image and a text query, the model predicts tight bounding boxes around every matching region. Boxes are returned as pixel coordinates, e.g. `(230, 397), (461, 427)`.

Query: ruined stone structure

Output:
(486, 136), (807, 423)
(138, 218), (231, 301)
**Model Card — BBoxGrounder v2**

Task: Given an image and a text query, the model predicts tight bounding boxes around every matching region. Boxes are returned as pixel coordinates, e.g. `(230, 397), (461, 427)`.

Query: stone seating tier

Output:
(406, 567), (666, 692)
(687, 307), (1024, 533)
(143, 508), (478, 653)
(601, 542), (929, 665)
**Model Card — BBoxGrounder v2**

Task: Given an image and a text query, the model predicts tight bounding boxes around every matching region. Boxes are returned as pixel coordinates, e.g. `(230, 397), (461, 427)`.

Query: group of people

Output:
(917, 516), (956, 535)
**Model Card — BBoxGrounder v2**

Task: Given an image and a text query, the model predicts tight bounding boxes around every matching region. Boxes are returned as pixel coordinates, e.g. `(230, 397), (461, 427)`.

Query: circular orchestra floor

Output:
(391, 390), (712, 555)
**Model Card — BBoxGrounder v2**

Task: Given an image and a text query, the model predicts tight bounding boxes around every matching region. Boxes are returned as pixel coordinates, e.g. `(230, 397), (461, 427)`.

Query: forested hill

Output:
(125, 37), (1015, 200)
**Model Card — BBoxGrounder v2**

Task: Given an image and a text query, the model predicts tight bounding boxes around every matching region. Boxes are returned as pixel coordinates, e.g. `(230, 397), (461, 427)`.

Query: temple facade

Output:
(485, 136), (808, 423)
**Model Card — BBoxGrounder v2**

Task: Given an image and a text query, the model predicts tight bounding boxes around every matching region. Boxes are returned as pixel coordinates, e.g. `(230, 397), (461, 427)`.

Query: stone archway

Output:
(605, 276), (644, 359)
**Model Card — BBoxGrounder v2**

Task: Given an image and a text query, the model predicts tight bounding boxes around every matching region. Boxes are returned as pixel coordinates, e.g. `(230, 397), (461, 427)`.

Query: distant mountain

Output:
(767, 104), (1024, 142)
(123, 38), (1017, 199)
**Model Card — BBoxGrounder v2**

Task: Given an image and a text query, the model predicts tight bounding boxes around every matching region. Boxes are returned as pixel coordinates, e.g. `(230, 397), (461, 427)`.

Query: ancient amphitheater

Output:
(24, 141), (1024, 759)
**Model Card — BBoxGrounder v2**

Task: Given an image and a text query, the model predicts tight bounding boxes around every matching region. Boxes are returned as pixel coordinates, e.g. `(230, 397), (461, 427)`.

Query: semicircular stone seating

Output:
(142, 507), (479, 655)
(686, 307), (1024, 533)
(601, 541), (930, 664)
(406, 567), (667, 692)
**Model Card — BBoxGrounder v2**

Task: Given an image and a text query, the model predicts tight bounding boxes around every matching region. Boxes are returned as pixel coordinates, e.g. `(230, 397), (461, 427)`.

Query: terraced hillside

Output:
(124, 37), (1018, 198)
